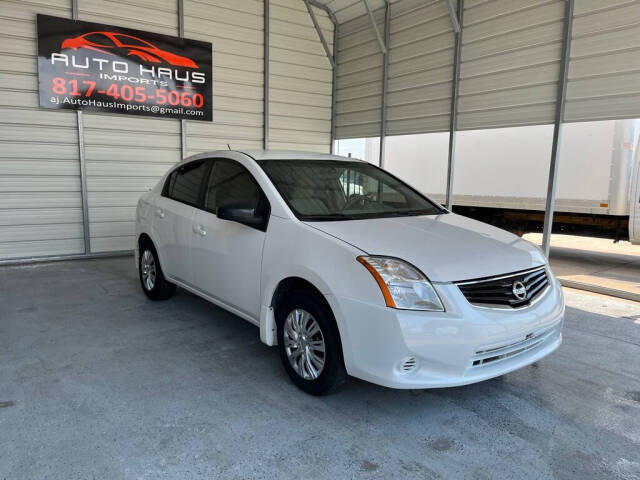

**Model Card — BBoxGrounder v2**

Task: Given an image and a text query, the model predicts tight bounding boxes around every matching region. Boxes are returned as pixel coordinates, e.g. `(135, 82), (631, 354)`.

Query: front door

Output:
(153, 159), (208, 284)
(192, 159), (269, 320)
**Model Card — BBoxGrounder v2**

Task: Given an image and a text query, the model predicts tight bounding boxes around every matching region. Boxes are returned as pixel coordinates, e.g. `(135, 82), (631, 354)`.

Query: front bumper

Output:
(325, 275), (564, 389)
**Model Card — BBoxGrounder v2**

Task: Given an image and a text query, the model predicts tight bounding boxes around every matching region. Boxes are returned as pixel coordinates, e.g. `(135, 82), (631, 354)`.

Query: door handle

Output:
(193, 224), (207, 236)
(155, 208), (165, 219)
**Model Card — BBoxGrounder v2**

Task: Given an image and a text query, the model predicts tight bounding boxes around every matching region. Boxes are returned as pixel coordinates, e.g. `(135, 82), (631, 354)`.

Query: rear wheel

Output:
(139, 244), (176, 301)
(276, 291), (346, 395)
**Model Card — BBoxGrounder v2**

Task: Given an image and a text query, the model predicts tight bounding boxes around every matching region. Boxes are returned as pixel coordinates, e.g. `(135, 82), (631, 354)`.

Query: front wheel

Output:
(139, 244), (176, 301)
(276, 292), (346, 395)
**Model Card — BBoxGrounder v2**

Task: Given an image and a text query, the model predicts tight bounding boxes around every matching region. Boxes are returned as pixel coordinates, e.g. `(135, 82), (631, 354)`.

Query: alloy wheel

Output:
(141, 250), (156, 291)
(283, 308), (326, 380)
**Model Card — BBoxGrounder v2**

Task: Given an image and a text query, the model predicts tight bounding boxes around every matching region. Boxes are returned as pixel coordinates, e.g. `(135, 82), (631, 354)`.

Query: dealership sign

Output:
(36, 14), (212, 121)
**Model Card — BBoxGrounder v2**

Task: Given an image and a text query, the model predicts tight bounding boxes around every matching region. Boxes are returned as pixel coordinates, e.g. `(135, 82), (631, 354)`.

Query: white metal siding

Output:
(457, 0), (565, 130)
(335, 0), (640, 138)
(335, 6), (385, 139)
(0, 0), (85, 259)
(184, 0), (265, 155)
(269, 0), (333, 152)
(386, 0), (455, 135)
(79, 0), (182, 253)
(565, 0), (640, 121)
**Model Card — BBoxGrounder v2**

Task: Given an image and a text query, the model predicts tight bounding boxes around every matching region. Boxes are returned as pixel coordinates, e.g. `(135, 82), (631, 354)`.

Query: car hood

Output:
(305, 213), (546, 282)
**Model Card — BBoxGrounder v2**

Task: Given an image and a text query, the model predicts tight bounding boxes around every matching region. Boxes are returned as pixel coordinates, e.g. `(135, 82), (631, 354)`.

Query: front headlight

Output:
(357, 256), (444, 311)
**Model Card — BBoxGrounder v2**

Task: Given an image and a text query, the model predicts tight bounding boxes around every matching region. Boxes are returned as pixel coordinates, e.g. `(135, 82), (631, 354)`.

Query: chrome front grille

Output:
(456, 266), (549, 308)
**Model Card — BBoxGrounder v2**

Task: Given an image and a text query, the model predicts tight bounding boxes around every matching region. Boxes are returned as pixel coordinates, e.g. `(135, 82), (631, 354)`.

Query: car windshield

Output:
(258, 160), (445, 221)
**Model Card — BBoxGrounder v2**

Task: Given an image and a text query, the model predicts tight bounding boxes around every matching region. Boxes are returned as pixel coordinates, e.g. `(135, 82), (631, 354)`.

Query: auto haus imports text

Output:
(50, 53), (206, 85)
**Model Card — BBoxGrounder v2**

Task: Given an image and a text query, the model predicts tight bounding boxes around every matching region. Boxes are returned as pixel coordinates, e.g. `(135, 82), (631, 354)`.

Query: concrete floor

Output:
(1, 257), (640, 479)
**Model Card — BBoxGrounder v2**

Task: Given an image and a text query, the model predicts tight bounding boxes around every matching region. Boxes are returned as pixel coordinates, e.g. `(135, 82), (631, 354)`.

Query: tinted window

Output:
(167, 160), (208, 206)
(259, 160), (443, 220)
(205, 160), (262, 213)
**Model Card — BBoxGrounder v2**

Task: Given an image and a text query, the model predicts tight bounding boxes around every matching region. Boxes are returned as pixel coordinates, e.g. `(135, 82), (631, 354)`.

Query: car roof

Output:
(240, 149), (362, 162)
(182, 149), (364, 164)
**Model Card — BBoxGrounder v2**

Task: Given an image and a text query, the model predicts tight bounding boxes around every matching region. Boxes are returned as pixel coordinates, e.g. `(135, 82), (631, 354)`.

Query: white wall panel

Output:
(79, 0), (181, 253)
(386, 0), (454, 136)
(335, 6), (384, 139)
(0, 0), (84, 259)
(335, 0), (455, 139)
(1, 0), (335, 260)
(565, 0), (640, 121)
(269, 0), (333, 152)
(184, 0), (264, 155)
(457, 0), (565, 130)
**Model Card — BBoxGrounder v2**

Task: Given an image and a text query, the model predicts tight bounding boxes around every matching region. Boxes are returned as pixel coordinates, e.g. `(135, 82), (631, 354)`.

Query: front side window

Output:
(165, 160), (208, 206)
(205, 160), (266, 214)
(259, 160), (444, 221)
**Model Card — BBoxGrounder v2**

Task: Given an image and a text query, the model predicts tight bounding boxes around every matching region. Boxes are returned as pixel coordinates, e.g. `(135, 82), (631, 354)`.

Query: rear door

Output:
(191, 159), (269, 320)
(153, 160), (209, 284)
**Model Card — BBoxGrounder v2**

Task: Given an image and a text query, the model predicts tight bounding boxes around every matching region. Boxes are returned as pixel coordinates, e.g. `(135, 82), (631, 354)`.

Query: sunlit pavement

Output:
(525, 234), (640, 302)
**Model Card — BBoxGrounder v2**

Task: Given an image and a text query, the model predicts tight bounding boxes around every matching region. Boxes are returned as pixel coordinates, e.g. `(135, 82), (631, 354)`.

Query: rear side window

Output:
(164, 160), (208, 206)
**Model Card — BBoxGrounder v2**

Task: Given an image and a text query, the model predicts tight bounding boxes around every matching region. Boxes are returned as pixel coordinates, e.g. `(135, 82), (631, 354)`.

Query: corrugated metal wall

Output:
(0, 0), (85, 259)
(334, 0), (640, 139)
(334, 6), (384, 139)
(78, 0), (182, 253)
(565, 0), (640, 122)
(184, 0), (265, 155)
(0, 0), (334, 261)
(457, 0), (565, 130)
(269, 0), (333, 152)
(386, 0), (455, 135)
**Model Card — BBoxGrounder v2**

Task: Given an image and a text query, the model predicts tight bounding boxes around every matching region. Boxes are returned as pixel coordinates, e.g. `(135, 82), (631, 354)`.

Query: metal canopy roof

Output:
(311, 0), (389, 24)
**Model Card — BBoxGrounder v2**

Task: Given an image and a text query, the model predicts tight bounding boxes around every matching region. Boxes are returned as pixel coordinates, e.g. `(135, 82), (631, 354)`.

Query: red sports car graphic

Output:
(61, 31), (199, 68)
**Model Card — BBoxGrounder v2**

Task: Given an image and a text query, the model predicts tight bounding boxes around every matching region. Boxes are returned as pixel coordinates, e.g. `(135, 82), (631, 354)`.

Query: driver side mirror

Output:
(217, 205), (267, 231)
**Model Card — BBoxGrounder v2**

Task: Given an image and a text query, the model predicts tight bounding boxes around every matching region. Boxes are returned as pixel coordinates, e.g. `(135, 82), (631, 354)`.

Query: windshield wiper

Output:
(301, 213), (356, 221)
(378, 210), (433, 217)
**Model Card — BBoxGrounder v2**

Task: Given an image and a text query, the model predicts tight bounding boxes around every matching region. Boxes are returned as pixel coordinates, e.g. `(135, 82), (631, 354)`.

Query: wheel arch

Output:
(138, 232), (153, 251)
(260, 275), (343, 353)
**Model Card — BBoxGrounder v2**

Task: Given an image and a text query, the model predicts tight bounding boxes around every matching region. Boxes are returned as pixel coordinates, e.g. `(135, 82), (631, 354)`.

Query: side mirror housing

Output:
(217, 205), (267, 231)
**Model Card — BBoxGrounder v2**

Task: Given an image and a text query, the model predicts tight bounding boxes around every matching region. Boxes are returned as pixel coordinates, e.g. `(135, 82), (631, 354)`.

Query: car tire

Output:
(276, 291), (346, 395)
(139, 243), (176, 301)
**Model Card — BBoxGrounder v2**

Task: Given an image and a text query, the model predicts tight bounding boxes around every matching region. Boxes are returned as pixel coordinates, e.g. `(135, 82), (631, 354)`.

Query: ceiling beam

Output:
(362, 0), (387, 54)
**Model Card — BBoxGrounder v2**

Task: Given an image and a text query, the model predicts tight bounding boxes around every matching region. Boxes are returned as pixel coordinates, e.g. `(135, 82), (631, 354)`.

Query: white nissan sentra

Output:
(135, 150), (564, 395)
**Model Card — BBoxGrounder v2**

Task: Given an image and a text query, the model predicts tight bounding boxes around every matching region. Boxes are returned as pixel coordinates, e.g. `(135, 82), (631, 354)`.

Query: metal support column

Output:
(72, 0), (91, 254)
(541, 0), (574, 257)
(330, 23), (338, 153)
(378, 1), (390, 167)
(445, 0), (463, 211)
(264, 0), (269, 150)
(178, 0), (187, 158)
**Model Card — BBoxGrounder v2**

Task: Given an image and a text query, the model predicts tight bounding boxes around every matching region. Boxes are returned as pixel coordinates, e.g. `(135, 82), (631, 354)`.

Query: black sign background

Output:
(37, 14), (213, 121)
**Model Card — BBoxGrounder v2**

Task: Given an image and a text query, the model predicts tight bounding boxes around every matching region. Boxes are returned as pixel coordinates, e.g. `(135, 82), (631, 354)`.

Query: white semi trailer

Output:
(365, 120), (640, 244)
